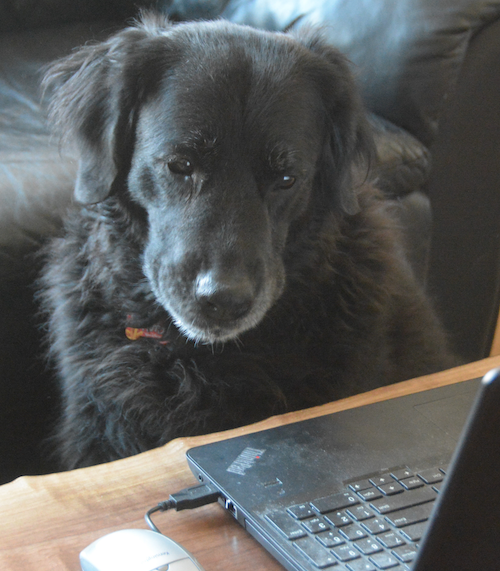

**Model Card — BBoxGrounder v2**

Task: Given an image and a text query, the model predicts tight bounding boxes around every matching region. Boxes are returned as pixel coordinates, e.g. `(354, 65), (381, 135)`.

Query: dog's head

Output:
(45, 13), (372, 343)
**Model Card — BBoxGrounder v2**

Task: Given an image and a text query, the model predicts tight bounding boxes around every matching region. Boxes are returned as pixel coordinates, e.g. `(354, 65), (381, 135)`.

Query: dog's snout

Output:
(196, 270), (255, 323)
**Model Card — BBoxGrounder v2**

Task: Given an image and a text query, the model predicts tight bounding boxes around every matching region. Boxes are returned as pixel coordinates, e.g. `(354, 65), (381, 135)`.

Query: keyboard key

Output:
(312, 492), (360, 514)
(354, 537), (383, 555)
(399, 521), (427, 542)
(325, 511), (353, 527)
(340, 524), (368, 541)
(331, 544), (360, 562)
(390, 468), (413, 481)
(370, 486), (436, 514)
(376, 531), (406, 548)
(265, 511), (307, 540)
(288, 503), (315, 520)
(349, 479), (373, 492)
(347, 560), (377, 571)
(357, 488), (383, 502)
(316, 530), (345, 548)
(361, 518), (391, 535)
(302, 517), (330, 534)
(384, 501), (435, 528)
(369, 552), (400, 569)
(392, 544), (418, 563)
(399, 477), (424, 490)
(369, 475), (393, 487)
(293, 536), (338, 568)
(378, 482), (404, 496)
(417, 468), (444, 485)
(347, 505), (375, 521)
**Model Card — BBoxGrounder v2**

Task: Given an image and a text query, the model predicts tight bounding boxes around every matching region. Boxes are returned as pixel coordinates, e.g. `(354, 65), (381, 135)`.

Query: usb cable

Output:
(145, 483), (221, 533)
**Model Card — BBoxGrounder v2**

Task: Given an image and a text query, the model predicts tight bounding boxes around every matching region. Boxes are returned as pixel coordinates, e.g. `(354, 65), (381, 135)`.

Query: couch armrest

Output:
(369, 115), (430, 198)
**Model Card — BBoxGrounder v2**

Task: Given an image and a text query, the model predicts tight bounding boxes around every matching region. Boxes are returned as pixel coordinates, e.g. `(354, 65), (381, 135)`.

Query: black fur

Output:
(40, 13), (455, 470)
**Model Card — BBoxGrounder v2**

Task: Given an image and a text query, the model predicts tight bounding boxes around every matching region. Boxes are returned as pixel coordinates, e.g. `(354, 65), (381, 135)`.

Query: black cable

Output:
(145, 483), (221, 534)
(145, 501), (173, 533)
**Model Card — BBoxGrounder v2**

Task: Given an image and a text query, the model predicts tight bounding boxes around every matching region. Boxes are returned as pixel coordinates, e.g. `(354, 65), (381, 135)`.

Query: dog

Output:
(40, 13), (455, 470)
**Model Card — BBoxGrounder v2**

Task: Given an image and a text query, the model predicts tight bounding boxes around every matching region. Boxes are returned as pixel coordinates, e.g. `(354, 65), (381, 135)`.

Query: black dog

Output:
(41, 13), (454, 470)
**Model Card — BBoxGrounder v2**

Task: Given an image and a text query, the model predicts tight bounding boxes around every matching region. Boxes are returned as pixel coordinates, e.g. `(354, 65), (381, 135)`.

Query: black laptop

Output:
(187, 368), (500, 571)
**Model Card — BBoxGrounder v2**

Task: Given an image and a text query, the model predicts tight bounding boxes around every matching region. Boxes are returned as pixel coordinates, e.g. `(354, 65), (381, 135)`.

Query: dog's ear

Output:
(292, 29), (374, 215)
(43, 13), (176, 204)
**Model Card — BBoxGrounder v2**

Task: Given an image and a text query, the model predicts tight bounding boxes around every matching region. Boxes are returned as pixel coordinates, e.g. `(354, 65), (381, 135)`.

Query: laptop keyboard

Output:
(264, 465), (446, 570)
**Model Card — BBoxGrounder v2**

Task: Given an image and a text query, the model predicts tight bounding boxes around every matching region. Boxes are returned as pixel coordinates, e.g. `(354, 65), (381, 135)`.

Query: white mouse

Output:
(80, 529), (205, 571)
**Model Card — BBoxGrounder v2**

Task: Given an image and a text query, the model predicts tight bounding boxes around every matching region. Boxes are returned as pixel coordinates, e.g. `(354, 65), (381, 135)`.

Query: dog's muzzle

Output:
(195, 270), (255, 323)
(146, 254), (282, 343)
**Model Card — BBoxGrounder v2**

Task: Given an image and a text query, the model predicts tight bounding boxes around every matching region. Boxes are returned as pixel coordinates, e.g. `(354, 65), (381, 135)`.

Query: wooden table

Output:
(1, 355), (500, 571)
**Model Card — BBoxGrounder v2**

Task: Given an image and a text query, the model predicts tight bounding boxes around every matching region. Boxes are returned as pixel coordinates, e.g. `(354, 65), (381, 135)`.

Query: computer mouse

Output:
(80, 528), (205, 571)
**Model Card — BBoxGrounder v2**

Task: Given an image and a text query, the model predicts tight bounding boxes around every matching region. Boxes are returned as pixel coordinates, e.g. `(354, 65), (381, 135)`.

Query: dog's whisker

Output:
(231, 336), (244, 352)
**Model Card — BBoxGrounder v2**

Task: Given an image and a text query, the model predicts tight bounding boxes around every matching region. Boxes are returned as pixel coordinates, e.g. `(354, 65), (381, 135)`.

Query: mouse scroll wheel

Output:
(155, 566), (170, 571)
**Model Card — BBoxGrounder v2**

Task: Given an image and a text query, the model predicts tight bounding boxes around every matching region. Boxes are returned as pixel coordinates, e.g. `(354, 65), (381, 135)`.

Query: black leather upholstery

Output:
(1, 0), (499, 483)
(426, 17), (500, 362)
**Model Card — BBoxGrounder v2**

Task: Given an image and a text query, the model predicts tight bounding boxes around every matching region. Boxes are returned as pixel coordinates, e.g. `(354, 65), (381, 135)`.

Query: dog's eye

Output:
(168, 158), (194, 177)
(277, 175), (296, 190)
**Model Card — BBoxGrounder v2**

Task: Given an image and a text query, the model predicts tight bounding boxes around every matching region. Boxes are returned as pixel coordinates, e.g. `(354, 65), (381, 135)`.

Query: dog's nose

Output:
(195, 271), (254, 322)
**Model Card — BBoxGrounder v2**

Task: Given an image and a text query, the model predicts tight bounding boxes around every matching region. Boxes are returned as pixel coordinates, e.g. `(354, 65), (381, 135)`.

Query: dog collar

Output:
(125, 314), (170, 346)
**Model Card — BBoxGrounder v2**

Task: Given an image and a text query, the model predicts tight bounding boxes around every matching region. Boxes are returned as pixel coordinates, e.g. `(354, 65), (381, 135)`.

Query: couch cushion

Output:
(0, 23), (121, 259)
(217, 0), (500, 146)
(0, 0), (147, 32)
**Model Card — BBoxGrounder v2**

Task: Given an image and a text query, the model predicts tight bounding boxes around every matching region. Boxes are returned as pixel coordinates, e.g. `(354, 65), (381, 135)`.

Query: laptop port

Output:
(225, 498), (238, 519)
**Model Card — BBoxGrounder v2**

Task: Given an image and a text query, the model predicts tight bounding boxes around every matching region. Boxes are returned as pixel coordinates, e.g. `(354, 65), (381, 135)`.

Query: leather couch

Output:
(1, 0), (499, 483)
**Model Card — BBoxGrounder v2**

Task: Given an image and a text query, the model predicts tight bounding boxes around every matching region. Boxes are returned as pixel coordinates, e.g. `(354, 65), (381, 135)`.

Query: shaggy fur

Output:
(41, 13), (454, 470)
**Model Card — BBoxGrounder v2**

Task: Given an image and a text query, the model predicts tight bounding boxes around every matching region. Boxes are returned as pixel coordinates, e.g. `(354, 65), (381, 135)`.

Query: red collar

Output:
(125, 314), (170, 346)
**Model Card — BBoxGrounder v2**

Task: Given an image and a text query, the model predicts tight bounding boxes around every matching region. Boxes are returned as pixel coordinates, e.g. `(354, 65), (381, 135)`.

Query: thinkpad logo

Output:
(227, 447), (266, 475)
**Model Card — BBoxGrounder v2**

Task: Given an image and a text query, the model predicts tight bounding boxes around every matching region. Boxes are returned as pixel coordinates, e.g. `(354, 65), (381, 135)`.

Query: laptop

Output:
(187, 368), (500, 571)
